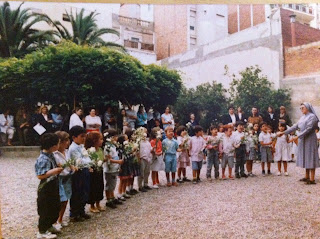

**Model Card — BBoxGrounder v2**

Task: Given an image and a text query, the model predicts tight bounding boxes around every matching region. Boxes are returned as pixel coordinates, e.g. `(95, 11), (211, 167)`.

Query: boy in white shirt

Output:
(139, 130), (153, 191)
(232, 122), (248, 179)
(259, 122), (273, 176)
(189, 126), (206, 184)
(220, 127), (236, 179)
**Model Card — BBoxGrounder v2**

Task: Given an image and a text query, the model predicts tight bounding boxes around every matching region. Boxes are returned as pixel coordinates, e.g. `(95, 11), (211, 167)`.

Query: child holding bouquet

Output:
(206, 125), (220, 181)
(68, 126), (92, 222)
(85, 132), (105, 213)
(150, 127), (165, 188)
(35, 133), (62, 239)
(246, 123), (259, 176)
(274, 122), (290, 176)
(176, 126), (191, 183)
(54, 131), (74, 229)
(259, 123), (273, 176)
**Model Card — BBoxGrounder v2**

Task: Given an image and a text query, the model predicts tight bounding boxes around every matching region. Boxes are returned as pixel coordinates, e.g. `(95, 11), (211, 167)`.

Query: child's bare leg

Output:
(177, 168), (182, 179)
(228, 167), (232, 177)
(261, 162), (265, 171)
(156, 172), (160, 184)
(182, 168), (186, 178)
(118, 180), (123, 195)
(267, 162), (271, 171)
(284, 162), (288, 172)
(222, 168), (226, 177)
(172, 172), (176, 182)
(192, 170), (196, 180)
(166, 172), (170, 183)
(277, 162), (282, 172)
(310, 169), (315, 181)
(197, 169), (201, 179)
(58, 201), (68, 223)
(306, 169), (310, 179)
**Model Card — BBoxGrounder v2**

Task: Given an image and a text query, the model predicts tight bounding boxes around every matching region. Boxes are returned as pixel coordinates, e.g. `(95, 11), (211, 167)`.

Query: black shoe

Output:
(80, 214), (91, 220)
(241, 173), (248, 178)
(183, 177), (191, 182)
(192, 179), (197, 184)
(118, 196), (126, 201)
(268, 170), (272, 175)
(106, 201), (117, 209)
(177, 179), (184, 183)
(197, 178), (201, 182)
(127, 190), (135, 196)
(235, 174), (241, 179)
(144, 186), (152, 190)
(139, 187), (147, 192)
(113, 199), (123, 205)
(131, 189), (139, 194)
(262, 170), (266, 177)
(71, 216), (85, 222)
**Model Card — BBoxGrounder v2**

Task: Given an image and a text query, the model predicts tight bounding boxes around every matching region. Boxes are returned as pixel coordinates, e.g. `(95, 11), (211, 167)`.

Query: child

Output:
(259, 122), (273, 176)
(274, 122), (289, 176)
(206, 125), (220, 181)
(35, 133), (63, 239)
(104, 129), (124, 208)
(232, 121), (248, 179)
(162, 126), (181, 186)
(54, 131), (74, 229)
(150, 127), (165, 188)
(217, 123), (225, 139)
(139, 129), (153, 191)
(117, 134), (133, 198)
(220, 127), (236, 179)
(246, 123), (259, 176)
(176, 126), (191, 183)
(316, 127), (320, 158)
(189, 126), (206, 184)
(68, 126), (92, 222)
(85, 132), (105, 213)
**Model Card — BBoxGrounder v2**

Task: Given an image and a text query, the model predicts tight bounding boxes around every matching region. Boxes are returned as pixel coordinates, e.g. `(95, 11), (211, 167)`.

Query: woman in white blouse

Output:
(85, 108), (102, 133)
(69, 107), (84, 130)
(161, 106), (175, 130)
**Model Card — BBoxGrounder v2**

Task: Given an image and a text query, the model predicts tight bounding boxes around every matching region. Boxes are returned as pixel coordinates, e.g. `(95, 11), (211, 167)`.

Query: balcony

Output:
(271, 4), (314, 23)
(124, 40), (154, 52)
(112, 14), (154, 31)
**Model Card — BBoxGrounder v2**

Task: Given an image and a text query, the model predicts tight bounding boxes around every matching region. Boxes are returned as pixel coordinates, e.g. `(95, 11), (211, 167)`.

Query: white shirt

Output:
(269, 113), (274, 120)
(259, 131), (272, 146)
(189, 136), (206, 162)
(238, 113), (242, 120)
(139, 140), (153, 162)
(54, 150), (72, 176)
(69, 113), (83, 129)
(222, 135), (236, 156)
(232, 130), (245, 144)
(161, 113), (174, 128)
(230, 114), (236, 124)
(85, 115), (102, 130)
(104, 144), (120, 173)
(0, 114), (14, 133)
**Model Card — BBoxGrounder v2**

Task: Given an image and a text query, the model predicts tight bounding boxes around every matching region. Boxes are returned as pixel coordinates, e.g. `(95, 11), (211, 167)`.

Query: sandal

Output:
(299, 178), (309, 182)
(306, 180), (316, 185)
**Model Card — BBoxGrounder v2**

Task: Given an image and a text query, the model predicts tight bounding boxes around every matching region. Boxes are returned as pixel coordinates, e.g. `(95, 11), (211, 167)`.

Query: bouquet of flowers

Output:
(206, 136), (220, 150)
(186, 122), (192, 129)
(61, 157), (76, 169)
(181, 134), (190, 150)
(87, 147), (103, 171)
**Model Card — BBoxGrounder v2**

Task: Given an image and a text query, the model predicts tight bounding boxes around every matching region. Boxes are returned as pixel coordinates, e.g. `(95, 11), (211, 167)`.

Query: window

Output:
(63, 13), (70, 22)
(190, 37), (196, 45)
(190, 10), (196, 17)
(131, 37), (140, 42)
(190, 26), (195, 30)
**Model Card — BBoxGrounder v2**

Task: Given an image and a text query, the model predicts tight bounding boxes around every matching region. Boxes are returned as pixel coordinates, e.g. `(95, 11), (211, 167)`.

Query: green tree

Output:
(174, 82), (228, 131)
(229, 66), (291, 115)
(0, 2), (57, 58)
(50, 9), (125, 51)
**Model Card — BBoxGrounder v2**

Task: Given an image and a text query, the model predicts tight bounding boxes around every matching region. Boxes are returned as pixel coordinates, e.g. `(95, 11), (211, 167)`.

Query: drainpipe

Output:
(289, 14), (296, 47)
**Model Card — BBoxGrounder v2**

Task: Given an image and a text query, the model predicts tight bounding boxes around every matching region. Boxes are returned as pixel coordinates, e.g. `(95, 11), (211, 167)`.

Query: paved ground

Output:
(2, 157), (320, 239)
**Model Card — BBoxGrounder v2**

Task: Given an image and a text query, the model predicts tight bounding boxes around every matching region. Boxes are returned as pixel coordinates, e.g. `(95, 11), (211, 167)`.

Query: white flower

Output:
(133, 143), (139, 150)
(97, 160), (103, 167)
(106, 138), (111, 142)
(76, 159), (82, 166)
(82, 148), (89, 157)
(104, 132), (109, 137)
(123, 141), (129, 145)
(143, 133), (147, 137)
(248, 123), (253, 128)
(88, 147), (96, 153)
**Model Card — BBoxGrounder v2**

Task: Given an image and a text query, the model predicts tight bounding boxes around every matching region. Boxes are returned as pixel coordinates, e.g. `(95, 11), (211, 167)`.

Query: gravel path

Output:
(2, 157), (320, 239)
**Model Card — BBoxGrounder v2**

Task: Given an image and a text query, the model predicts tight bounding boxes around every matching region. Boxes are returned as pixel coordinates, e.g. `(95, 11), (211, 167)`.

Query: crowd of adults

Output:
(0, 104), (292, 146)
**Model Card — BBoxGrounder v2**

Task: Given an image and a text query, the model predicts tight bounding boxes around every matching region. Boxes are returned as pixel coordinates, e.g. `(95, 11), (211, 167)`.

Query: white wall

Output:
(127, 49), (157, 65)
(159, 9), (283, 90)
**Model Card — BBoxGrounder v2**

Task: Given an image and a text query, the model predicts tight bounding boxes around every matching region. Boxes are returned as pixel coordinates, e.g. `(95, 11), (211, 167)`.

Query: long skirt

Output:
(87, 170), (104, 204)
(70, 168), (90, 218)
(37, 177), (60, 233)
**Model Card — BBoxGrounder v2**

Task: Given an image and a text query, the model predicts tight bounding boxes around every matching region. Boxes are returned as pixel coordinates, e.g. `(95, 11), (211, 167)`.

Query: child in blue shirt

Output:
(162, 126), (181, 186)
(35, 133), (62, 239)
(68, 126), (92, 222)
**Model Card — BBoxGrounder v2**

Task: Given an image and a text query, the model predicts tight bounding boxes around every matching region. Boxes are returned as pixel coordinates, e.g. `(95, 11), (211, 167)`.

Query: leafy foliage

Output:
(174, 82), (229, 130)
(0, 41), (182, 110)
(229, 66), (291, 115)
(0, 2), (57, 58)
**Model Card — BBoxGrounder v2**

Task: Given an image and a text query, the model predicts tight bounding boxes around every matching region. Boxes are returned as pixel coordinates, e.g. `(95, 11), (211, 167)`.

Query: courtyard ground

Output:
(1, 157), (320, 239)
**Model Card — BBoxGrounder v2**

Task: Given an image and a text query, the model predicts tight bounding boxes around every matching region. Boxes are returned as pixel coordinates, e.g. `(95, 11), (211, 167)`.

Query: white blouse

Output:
(54, 150), (71, 176)
(69, 113), (83, 129)
(85, 115), (102, 130)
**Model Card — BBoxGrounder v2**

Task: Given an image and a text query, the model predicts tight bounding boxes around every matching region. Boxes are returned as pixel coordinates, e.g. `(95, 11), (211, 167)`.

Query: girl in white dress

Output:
(274, 122), (289, 176)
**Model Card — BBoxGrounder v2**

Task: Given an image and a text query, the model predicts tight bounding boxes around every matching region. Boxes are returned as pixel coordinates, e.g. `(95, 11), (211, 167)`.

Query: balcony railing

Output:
(271, 4), (313, 15)
(124, 40), (154, 51)
(113, 14), (154, 31)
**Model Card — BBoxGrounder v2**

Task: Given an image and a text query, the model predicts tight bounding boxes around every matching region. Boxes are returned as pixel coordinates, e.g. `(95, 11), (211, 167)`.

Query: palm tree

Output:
(0, 2), (57, 58)
(51, 9), (126, 52)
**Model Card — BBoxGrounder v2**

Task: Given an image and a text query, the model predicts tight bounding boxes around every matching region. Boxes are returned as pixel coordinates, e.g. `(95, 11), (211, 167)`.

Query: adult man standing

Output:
(222, 106), (239, 126)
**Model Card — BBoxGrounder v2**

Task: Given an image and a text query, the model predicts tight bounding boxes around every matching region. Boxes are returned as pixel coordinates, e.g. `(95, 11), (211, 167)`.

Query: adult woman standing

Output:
(117, 109), (129, 134)
(247, 107), (263, 126)
(69, 107), (84, 130)
(16, 106), (31, 145)
(136, 105), (147, 128)
(85, 108), (102, 133)
(277, 102), (319, 184)
(278, 106), (292, 126)
(161, 107), (174, 130)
